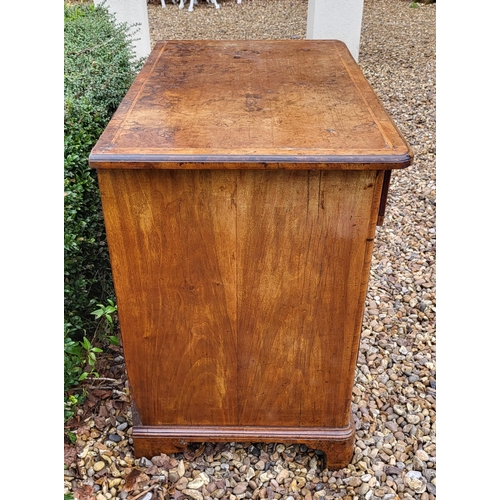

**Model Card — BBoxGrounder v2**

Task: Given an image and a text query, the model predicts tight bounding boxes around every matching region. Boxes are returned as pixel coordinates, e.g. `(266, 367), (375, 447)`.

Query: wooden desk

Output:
(89, 40), (412, 469)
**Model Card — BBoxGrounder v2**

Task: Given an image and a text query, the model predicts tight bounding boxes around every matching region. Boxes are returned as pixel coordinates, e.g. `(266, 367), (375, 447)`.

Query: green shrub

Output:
(64, 2), (142, 408)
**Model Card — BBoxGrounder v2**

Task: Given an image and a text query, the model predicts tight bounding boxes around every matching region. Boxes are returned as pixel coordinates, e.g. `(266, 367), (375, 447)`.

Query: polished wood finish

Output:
(97, 168), (382, 426)
(90, 40), (412, 169)
(90, 40), (412, 469)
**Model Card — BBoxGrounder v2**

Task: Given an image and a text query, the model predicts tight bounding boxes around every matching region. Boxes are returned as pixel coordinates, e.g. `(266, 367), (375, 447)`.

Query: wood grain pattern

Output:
(99, 169), (239, 426)
(89, 40), (412, 169)
(235, 170), (382, 428)
(98, 168), (383, 428)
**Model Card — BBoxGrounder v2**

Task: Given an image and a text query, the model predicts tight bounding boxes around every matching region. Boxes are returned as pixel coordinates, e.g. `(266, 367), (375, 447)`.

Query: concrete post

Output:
(94, 0), (151, 61)
(306, 0), (365, 62)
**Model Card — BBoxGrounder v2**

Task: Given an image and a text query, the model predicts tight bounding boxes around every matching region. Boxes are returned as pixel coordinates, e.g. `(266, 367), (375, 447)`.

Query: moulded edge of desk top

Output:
(89, 156), (413, 170)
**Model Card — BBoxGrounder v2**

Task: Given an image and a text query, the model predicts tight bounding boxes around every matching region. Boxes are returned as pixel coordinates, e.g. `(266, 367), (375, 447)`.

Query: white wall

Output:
(306, 0), (365, 62)
(94, 0), (151, 61)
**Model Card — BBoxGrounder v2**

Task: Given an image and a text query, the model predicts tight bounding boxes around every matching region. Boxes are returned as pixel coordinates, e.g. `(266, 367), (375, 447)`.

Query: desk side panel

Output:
(97, 169), (238, 426)
(236, 170), (383, 428)
(98, 168), (383, 430)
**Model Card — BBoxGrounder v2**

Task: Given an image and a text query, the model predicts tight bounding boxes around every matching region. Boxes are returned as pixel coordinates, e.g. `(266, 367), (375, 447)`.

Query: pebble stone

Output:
(64, 2), (435, 500)
(187, 477), (205, 489)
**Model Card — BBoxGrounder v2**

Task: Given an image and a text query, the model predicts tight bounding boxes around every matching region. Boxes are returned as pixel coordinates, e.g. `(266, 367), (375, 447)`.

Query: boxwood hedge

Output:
(64, 2), (143, 392)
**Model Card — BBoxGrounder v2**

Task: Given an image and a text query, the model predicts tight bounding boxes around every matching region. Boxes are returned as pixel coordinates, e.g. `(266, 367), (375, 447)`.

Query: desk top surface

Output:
(89, 40), (412, 170)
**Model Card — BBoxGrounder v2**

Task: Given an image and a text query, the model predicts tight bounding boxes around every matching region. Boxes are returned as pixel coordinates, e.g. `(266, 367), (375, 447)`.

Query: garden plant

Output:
(64, 1), (143, 424)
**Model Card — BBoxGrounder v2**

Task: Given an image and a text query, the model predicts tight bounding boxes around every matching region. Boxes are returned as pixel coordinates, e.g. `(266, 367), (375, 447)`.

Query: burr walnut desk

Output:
(89, 40), (412, 469)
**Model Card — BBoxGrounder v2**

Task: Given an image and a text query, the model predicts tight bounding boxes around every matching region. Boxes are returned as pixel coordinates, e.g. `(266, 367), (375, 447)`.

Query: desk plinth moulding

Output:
(89, 40), (412, 469)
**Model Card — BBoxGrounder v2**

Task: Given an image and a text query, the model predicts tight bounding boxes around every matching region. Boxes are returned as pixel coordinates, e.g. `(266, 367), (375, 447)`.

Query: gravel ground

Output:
(64, 1), (436, 499)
